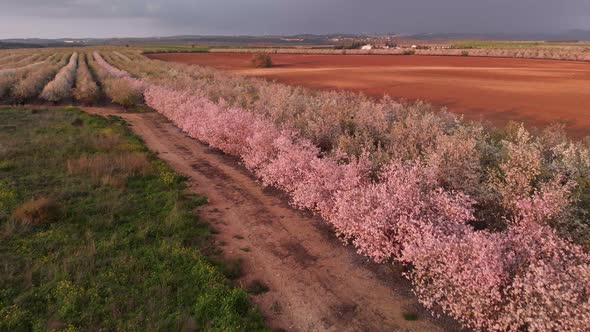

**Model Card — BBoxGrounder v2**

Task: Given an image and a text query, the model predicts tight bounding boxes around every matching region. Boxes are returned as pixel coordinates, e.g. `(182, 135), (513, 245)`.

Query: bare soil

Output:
(148, 53), (590, 137)
(83, 107), (463, 332)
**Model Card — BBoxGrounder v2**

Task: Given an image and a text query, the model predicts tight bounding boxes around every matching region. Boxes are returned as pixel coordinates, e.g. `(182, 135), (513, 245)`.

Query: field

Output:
(0, 46), (589, 331)
(148, 52), (590, 137)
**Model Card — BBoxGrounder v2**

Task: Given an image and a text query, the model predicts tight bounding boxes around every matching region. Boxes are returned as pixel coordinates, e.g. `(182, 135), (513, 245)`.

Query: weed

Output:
(223, 258), (244, 280)
(71, 118), (84, 127)
(271, 301), (282, 314)
(403, 313), (419, 321)
(246, 280), (269, 295)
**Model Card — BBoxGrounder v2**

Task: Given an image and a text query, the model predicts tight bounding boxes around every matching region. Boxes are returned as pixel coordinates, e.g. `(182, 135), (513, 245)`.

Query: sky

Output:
(0, 0), (589, 39)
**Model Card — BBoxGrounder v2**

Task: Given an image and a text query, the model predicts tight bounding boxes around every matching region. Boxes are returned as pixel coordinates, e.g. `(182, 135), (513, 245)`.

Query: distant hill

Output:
(407, 30), (590, 42)
(558, 29), (590, 41)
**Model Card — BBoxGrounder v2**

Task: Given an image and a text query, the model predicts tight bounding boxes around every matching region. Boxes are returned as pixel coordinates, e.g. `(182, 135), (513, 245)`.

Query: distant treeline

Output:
(0, 42), (42, 49)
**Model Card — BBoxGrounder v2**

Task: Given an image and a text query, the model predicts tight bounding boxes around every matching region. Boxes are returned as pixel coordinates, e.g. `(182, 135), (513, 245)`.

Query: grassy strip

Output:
(0, 107), (268, 331)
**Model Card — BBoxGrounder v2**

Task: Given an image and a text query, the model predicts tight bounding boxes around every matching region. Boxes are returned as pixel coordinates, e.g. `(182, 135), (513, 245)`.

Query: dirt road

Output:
(83, 107), (461, 332)
(148, 53), (590, 137)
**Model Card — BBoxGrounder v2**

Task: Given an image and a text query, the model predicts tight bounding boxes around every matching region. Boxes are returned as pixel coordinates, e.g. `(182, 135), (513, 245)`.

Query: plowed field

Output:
(148, 53), (590, 137)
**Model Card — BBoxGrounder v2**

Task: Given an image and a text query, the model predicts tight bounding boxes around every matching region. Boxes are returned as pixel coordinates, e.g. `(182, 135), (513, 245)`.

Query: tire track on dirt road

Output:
(83, 107), (463, 332)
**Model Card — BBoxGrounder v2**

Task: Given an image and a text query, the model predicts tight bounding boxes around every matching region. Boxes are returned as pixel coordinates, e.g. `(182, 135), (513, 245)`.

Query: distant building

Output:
(361, 44), (373, 50)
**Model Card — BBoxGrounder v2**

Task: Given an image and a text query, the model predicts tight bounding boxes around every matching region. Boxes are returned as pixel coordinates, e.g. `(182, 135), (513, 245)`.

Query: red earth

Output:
(148, 52), (590, 137)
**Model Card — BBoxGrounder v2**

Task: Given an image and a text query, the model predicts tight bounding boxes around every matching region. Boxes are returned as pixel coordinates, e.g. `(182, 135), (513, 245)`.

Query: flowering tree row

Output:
(92, 51), (129, 77)
(91, 52), (144, 108)
(0, 54), (35, 70)
(0, 51), (37, 68)
(113, 51), (131, 62)
(0, 59), (48, 76)
(0, 51), (54, 72)
(96, 54), (590, 331)
(0, 61), (47, 100)
(0, 52), (57, 100)
(72, 53), (99, 104)
(210, 47), (590, 62)
(40, 52), (78, 102)
(7, 53), (70, 103)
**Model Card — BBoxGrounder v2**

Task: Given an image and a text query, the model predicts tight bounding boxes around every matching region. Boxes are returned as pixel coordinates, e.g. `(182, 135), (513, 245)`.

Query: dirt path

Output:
(83, 107), (461, 332)
(149, 53), (590, 138)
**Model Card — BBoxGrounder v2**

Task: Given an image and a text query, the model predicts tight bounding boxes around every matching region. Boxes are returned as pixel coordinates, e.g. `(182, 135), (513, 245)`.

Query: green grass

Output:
(0, 107), (268, 331)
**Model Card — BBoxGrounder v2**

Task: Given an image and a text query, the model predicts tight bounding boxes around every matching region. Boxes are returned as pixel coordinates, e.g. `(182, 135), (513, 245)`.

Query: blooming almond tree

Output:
(40, 52), (78, 102)
(92, 52), (145, 107)
(72, 53), (99, 104)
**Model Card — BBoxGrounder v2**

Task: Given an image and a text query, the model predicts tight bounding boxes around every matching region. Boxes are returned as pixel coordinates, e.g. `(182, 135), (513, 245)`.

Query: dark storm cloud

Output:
(1, 0), (589, 38)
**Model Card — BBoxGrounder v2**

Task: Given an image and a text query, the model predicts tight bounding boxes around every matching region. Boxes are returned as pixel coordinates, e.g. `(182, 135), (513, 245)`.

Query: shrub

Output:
(251, 52), (273, 68)
(403, 50), (415, 55)
(461, 51), (469, 56)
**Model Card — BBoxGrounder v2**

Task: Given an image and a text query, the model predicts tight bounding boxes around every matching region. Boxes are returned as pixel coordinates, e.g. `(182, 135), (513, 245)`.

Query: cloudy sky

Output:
(0, 0), (589, 38)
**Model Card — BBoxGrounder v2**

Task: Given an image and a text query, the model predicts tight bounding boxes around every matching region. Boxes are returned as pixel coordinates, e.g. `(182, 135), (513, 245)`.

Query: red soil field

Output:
(148, 53), (590, 137)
